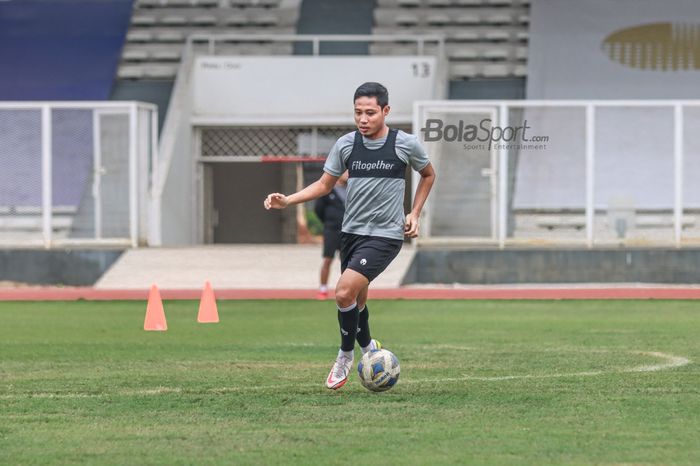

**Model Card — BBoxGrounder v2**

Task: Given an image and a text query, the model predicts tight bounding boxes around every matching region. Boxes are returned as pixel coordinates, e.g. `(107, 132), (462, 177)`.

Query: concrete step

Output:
(95, 244), (415, 289)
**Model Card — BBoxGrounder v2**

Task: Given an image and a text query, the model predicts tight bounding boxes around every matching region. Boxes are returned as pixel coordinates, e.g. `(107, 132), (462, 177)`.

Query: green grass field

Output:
(1, 299), (699, 465)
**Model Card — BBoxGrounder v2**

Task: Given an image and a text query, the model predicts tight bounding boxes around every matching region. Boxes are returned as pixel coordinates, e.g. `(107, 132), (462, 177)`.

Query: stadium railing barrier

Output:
(0, 102), (158, 248)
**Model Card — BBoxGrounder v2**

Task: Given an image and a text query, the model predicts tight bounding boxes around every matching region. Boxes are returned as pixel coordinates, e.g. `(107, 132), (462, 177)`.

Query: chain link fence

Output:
(200, 126), (365, 158)
(0, 103), (157, 248)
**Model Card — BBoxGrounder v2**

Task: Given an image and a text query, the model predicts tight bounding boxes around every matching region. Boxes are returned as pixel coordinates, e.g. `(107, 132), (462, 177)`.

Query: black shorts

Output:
(340, 232), (403, 282)
(322, 226), (341, 258)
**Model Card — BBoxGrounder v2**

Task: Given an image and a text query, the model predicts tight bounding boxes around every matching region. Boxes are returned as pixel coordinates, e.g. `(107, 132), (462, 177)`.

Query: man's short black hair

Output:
(354, 82), (389, 108)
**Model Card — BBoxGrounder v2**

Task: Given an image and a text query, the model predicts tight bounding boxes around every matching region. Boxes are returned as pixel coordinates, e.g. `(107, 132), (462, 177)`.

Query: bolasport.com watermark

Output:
(420, 118), (549, 151)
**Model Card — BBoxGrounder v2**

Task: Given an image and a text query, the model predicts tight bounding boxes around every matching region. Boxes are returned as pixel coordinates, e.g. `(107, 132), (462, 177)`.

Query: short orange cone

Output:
(197, 281), (219, 323)
(144, 284), (167, 331)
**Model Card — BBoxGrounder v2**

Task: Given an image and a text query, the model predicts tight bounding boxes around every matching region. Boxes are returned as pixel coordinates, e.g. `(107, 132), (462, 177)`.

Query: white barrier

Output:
(414, 100), (700, 248)
(0, 102), (157, 248)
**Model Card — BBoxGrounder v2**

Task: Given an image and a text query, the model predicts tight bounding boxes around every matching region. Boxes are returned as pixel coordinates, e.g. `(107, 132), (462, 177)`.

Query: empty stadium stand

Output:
(118, 0), (528, 83)
(119, 0), (303, 79)
(372, 0), (529, 80)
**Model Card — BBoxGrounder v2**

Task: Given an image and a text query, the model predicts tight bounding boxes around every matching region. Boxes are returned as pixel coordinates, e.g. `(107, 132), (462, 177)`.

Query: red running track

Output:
(2, 287), (700, 301)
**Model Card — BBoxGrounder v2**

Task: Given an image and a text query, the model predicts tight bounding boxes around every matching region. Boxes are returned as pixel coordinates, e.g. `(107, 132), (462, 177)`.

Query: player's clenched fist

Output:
(264, 193), (289, 210)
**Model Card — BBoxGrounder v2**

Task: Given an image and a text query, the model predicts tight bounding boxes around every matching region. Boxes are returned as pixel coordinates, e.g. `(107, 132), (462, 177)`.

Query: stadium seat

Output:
(448, 47), (479, 60)
(191, 15), (218, 26)
(369, 43), (418, 55)
(136, 0), (161, 7)
(481, 62), (511, 76)
(142, 64), (179, 78)
(484, 29), (511, 41)
(426, 13), (451, 26)
(127, 30), (154, 42)
(449, 62), (477, 78)
(152, 49), (182, 61)
(485, 13), (513, 25)
(231, 0), (281, 7)
(251, 14), (279, 26)
(516, 30), (529, 41)
(118, 66), (146, 79)
(161, 15), (188, 26)
(197, 0), (221, 6)
(225, 14), (249, 26)
(165, 0), (196, 6)
(427, 0), (452, 7)
(123, 49), (150, 61)
(449, 30), (480, 41)
(482, 47), (510, 60)
(455, 14), (480, 25)
(395, 13), (420, 26)
(154, 30), (186, 42)
(132, 15), (158, 26)
(191, 40), (292, 55)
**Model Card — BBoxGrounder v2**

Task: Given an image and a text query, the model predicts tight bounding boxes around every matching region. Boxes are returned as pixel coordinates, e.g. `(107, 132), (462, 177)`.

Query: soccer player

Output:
(264, 82), (435, 390)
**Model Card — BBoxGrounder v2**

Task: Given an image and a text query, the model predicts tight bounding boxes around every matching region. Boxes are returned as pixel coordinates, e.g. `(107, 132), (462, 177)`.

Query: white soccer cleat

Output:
(325, 353), (354, 390)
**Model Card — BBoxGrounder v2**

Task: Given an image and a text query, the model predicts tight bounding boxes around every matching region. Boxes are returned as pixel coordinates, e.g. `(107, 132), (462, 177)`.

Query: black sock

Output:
(337, 305), (359, 352)
(356, 304), (372, 348)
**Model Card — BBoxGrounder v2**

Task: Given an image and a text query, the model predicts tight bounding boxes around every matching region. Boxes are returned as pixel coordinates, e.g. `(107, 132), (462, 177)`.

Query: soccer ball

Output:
(357, 349), (400, 392)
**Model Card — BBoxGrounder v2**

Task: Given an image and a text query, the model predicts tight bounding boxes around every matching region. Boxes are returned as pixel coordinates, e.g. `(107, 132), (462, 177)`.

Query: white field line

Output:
(405, 351), (691, 383)
(0, 350), (690, 399)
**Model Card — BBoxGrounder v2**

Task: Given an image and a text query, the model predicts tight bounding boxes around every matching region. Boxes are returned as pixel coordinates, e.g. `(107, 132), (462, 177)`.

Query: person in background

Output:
(314, 171), (348, 300)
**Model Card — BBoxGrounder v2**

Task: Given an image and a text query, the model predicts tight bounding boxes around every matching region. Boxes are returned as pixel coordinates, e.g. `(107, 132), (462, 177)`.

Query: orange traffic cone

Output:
(144, 284), (167, 331)
(197, 281), (219, 323)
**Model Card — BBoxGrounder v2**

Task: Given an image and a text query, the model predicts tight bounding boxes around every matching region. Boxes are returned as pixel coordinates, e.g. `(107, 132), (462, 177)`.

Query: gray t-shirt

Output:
(323, 129), (430, 240)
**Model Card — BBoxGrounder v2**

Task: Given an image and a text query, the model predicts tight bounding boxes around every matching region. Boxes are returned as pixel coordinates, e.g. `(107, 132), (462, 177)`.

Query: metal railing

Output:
(414, 99), (700, 248)
(0, 102), (157, 248)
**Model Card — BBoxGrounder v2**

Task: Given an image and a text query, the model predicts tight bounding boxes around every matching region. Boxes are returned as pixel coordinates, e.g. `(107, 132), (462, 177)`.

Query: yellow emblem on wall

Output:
(602, 22), (700, 70)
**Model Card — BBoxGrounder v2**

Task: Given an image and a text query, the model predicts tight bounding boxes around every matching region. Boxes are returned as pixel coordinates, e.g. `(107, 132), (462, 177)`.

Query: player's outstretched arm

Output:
(405, 162), (436, 237)
(264, 172), (339, 210)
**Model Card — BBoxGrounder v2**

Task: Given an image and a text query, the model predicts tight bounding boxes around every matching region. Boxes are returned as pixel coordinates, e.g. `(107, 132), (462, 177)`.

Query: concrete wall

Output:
(403, 248), (700, 284)
(0, 249), (124, 286)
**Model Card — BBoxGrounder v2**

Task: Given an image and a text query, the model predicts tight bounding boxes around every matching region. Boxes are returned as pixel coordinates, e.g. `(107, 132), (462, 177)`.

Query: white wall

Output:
(192, 56), (441, 124)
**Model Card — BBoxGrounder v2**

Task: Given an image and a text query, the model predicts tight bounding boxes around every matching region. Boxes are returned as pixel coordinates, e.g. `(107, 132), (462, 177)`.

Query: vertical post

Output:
(674, 104), (683, 247)
(497, 104), (508, 249)
(41, 105), (52, 249)
(92, 110), (102, 239)
(129, 103), (139, 248)
(312, 37), (320, 56)
(149, 108), (161, 246)
(413, 102), (427, 239)
(585, 104), (595, 248)
(150, 108), (158, 191)
(490, 108), (498, 240)
(191, 127), (200, 244)
(295, 162), (306, 239)
(311, 126), (318, 157)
